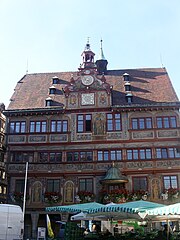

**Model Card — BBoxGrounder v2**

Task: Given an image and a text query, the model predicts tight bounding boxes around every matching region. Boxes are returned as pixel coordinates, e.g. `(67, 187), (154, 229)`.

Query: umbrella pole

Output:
(167, 220), (169, 240)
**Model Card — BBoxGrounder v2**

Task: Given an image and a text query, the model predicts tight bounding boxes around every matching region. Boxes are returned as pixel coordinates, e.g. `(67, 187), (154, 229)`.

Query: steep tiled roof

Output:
(7, 67), (179, 110)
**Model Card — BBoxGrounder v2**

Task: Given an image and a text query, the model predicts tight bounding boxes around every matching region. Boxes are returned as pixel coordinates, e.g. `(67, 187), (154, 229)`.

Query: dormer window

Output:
(123, 73), (129, 82)
(126, 93), (133, 103)
(49, 86), (56, 95)
(52, 76), (59, 84)
(45, 97), (52, 107)
(125, 82), (131, 92)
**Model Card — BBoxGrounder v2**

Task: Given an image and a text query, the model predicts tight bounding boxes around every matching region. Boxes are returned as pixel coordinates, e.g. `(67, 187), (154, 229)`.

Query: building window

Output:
(127, 149), (152, 160)
(156, 147), (180, 159)
(156, 116), (177, 128)
(39, 152), (62, 162)
(15, 180), (24, 193)
(9, 121), (26, 133)
(97, 150), (122, 161)
(30, 121), (47, 133)
(11, 152), (34, 162)
(163, 176), (178, 189)
(79, 178), (93, 192)
(77, 114), (92, 133)
(67, 151), (93, 162)
(133, 177), (148, 191)
(156, 148), (168, 159)
(131, 118), (152, 129)
(51, 120), (68, 132)
(107, 113), (121, 131)
(0, 152), (4, 162)
(46, 179), (60, 192)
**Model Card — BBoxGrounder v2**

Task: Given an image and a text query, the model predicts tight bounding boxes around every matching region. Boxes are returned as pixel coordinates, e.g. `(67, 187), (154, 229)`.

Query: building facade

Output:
(4, 41), (180, 238)
(0, 103), (7, 203)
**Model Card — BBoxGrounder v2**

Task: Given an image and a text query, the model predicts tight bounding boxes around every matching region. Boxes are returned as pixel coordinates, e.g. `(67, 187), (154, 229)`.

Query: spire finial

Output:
(87, 37), (90, 44)
(100, 38), (103, 48)
(98, 39), (106, 60)
(85, 37), (91, 51)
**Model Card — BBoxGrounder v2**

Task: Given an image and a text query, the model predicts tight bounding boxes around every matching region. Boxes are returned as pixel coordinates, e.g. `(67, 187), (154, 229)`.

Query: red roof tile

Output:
(7, 67), (179, 110)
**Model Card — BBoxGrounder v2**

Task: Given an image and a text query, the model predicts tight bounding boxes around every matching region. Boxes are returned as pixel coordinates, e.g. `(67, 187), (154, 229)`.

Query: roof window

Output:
(45, 97), (52, 107)
(52, 76), (59, 84)
(123, 73), (129, 82)
(125, 82), (131, 92)
(126, 93), (133, 104)
(49, 86), (56, 95)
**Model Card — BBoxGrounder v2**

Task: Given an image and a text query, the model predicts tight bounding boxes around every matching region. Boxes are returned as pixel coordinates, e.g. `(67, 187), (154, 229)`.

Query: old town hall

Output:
(4, 40), (180, 238)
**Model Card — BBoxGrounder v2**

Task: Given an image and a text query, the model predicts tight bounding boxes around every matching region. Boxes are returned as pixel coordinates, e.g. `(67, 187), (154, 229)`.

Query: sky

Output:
(0, 0), (180, 108)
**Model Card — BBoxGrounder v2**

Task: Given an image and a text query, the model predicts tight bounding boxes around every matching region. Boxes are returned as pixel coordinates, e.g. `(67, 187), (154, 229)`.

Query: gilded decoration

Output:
(69, 94), (77, 106)
(98, 92), (108, 106)
(93, 113), (105, 135)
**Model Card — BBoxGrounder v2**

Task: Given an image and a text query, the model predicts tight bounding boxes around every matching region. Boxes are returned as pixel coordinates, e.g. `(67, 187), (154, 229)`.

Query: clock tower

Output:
(79, 38), (96, 71)
(63, 40), (112, 109)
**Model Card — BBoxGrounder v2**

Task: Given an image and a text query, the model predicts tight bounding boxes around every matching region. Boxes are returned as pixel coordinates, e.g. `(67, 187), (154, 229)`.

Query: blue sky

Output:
(0, 0), (180, 107)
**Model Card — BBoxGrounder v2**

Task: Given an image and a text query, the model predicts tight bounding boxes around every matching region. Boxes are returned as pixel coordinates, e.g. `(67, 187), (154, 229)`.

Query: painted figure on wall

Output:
(64, 181), (74, 203)
(93, 113), (105, 135)
(32, 181), (42, 202)
(151, 179), (160, 200)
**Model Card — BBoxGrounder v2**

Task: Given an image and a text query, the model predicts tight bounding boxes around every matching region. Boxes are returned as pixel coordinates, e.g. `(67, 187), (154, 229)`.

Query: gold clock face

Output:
(84, 70), (91, 75)
(81, 75), (94, 86)
(81, 93), (95, 105)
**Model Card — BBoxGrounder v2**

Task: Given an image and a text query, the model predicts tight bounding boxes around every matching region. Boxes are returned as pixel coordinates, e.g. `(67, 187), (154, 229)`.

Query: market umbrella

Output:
(88, 200), (165, 215)
(46, 202), (105, 213)
(145, 202), (180, 216)
(144, 203), (180, 240)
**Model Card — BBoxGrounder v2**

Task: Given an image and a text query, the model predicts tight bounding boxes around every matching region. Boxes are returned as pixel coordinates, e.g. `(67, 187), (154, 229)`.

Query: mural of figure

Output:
(65, 181), (74, 203)
(94, 113), (105, 135)
(32, 181), (42, 202)
(152, 179), (159, 200)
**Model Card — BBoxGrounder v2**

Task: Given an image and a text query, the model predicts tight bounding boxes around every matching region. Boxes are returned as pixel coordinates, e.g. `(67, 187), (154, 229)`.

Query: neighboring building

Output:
(0, 103), (7, 203)
(4, 41), (180, 239)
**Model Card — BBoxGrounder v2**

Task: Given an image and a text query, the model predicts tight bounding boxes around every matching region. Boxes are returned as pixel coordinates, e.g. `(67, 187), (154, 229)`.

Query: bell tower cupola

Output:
(96, 39), (108, 75)
(79, 38), (96, 70)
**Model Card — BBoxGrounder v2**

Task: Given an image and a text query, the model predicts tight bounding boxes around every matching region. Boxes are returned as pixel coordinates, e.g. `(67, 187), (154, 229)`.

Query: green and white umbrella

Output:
(46, 202), (104, 213)
(86, 200), (165, 221)
(146, 202), (180, 216)
(88, 200), (164, 214)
